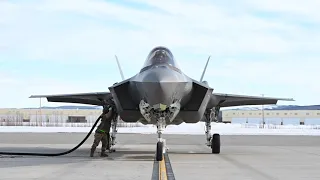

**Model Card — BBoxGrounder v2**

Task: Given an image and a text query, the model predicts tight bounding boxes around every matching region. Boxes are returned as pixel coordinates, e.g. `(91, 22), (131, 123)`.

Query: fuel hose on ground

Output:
(0, 114), (103, 156)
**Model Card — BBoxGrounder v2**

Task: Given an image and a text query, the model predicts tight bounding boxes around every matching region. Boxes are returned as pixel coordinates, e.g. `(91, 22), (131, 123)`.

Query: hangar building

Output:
(0, 108), (141, 127)
(1, 108), (320, 126)
(222, 110), (320, 125)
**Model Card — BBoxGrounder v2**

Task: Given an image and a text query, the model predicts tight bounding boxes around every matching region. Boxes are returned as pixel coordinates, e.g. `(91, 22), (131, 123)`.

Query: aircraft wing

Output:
(211, 93), (294, 107)
(29, 92), (112, 106)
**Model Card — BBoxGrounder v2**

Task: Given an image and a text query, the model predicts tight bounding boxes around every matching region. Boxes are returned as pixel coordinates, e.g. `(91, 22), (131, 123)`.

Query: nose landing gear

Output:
(155, 117), (168, 161)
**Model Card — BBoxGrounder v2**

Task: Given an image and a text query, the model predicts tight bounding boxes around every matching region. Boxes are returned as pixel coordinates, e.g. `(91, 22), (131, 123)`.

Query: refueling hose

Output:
(0, 114), (103, 156)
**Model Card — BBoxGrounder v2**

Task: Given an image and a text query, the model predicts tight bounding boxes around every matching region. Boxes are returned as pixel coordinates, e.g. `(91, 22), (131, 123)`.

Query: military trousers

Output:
(91, 132), (110, 153)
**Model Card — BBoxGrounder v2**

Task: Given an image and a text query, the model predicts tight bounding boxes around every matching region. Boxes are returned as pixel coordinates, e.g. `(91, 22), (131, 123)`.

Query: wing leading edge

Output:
(211, 93), (294, 107)
(29, 92), (112, 106)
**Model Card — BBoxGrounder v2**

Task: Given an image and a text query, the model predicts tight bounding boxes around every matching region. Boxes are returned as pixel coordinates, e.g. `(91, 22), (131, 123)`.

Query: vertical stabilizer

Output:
(115, 55), (125, 80)
(200, 56), (211, 82)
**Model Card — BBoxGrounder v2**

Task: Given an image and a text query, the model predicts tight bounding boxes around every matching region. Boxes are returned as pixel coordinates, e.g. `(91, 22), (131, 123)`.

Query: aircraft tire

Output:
(211, 133), (220, 154)
(156, 141), (163, 161)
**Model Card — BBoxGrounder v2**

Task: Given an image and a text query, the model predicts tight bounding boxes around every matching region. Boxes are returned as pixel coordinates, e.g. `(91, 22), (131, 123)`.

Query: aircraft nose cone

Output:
(136, 66), (188, 107)
(141, 66), (183, 82)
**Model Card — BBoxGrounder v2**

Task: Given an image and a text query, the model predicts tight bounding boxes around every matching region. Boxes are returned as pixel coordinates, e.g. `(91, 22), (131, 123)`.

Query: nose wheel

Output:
(156, 141), (163, 161)
(155, 117), (167, 161)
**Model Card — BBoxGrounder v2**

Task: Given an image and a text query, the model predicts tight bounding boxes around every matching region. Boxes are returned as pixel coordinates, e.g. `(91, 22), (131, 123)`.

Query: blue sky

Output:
(0, 0), (319, 108)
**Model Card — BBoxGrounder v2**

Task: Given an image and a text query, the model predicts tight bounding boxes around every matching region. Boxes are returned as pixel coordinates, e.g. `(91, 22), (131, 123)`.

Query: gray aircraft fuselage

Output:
(109, 46), (213, 125)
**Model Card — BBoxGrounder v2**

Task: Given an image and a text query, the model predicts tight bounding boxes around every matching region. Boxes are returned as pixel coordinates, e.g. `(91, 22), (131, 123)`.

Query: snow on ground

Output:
(1, 122), (320, 135)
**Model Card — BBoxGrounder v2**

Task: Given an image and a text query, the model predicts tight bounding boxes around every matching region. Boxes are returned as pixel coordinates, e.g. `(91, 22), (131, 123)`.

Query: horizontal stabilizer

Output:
(29, 92), (112, 106)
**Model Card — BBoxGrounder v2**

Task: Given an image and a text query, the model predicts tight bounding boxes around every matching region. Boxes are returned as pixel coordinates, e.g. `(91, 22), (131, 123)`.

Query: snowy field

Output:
(1, 122), (320, 135)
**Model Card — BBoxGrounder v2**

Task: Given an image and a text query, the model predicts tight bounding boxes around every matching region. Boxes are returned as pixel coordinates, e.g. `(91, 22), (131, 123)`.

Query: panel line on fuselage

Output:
(139, 64), (182, 74)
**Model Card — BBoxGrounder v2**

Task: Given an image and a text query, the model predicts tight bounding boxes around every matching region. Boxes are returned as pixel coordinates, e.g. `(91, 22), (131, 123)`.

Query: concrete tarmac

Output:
(1, 133), (320, 180)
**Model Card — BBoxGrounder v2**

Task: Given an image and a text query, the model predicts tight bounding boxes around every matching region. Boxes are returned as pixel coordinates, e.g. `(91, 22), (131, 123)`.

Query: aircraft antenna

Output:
(200, 55), (211, 82)
(115, 55), (125, 80)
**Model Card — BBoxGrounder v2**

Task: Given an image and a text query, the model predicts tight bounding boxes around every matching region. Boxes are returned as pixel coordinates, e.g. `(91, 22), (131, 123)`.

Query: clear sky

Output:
(0, 0), (319, 108)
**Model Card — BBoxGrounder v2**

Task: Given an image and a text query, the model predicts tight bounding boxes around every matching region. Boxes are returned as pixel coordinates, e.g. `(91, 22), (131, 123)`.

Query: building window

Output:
(259, 113), (261, 115)
(242, 113), (244, 115)
(294, 113), (298, 115)
(23, 119), (30, 122)
(306, 113), (309, 115)
(284, 113), (287, 115)
(266, 113), (269, 115)
(67, 116), (87, 123)
(276, 113), (279, 115)
(317, 113), (320, 115)
(249, 113), (252, 115)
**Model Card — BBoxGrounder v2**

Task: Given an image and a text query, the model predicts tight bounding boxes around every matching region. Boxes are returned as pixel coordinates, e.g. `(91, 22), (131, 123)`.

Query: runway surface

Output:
(1, 133), (320, 180)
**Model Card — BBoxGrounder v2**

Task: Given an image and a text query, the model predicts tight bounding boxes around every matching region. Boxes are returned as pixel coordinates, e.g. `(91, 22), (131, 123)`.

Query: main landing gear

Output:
(108, 115), (119, 153)
(204, 106), (221, 154)
(155, 117), (167, 161)
(100, 97), (119, 153)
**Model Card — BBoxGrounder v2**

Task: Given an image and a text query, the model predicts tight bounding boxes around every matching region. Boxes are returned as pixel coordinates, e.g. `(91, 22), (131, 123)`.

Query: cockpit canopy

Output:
(141, 46), (181, 71)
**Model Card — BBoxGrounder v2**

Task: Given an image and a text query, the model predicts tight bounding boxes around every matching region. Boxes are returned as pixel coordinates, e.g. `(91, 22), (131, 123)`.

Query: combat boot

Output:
(90, 149), (95, 157)
(100, 151), (108, 157)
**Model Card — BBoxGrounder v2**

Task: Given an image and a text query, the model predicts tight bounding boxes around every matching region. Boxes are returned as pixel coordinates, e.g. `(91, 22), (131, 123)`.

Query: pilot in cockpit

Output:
(149, 49), (171, 65)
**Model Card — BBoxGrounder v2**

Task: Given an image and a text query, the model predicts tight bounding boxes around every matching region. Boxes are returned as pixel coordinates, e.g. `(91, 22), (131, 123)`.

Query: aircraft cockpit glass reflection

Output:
(142, 47), (181, 70)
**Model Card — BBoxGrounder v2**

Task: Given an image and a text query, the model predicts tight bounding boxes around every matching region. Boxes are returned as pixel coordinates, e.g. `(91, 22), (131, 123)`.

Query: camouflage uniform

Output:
(90, 105), (116, 157)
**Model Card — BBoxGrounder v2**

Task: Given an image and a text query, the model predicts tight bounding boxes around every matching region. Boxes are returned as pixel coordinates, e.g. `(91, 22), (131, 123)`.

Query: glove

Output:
(103, 105), (110, 114)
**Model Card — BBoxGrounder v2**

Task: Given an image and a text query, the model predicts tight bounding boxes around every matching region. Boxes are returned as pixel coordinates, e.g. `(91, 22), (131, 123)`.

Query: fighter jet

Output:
(30, 46), (294, 161)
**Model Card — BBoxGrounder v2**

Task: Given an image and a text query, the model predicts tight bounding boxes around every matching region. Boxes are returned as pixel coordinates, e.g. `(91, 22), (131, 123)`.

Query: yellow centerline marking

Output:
(159, 154), (168, 180)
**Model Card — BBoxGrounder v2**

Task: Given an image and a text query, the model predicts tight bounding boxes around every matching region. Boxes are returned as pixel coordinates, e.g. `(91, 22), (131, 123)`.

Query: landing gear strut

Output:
(156, 117), (167, 161)
(204, 106), (221, 154)
(138, 99), (180, 161)
(101, 97), (119, 153)
(109, 115), (119, 153)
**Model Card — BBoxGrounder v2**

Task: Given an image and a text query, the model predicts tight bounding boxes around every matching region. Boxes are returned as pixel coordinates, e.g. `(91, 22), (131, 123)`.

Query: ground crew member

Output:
(90, 103), (117, 157)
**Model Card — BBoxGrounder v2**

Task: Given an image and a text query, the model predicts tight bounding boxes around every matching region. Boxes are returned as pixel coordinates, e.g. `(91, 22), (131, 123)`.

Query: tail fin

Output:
(115, 55), (125, 80)
(199, 55), (211, 82)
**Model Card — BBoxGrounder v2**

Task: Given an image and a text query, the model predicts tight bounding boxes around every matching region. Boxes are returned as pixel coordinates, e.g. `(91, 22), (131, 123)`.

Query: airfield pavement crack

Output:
(274, 146), (320, 157)
(217, 155), (278, 180)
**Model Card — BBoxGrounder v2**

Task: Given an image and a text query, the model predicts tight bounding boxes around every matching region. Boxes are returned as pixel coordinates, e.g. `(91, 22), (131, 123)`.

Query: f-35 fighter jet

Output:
(30, 46), (294, 161)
